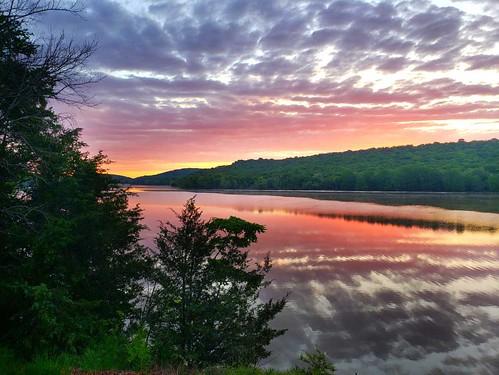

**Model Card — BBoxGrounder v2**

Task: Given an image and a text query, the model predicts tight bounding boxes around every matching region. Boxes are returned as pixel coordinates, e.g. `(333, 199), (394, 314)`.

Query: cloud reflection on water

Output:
(129, 191), (499, 375)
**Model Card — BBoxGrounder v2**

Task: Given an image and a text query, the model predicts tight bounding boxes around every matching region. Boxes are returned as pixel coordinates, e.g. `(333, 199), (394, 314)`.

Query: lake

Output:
(129, 187), (499, 375)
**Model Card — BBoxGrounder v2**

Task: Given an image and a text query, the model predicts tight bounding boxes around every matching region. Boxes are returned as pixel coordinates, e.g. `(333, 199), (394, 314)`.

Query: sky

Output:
(38, 0), (499, 177)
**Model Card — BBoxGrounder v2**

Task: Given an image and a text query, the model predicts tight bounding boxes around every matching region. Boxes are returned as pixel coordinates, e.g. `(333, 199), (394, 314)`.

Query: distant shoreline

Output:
(126, 186), (499, 214)
(126, 185), (499, 195)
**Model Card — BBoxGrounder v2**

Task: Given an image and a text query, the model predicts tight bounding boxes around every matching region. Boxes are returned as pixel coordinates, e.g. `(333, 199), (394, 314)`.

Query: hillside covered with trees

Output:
(174, 140), (499, 192)
(112, 168), (201, 185)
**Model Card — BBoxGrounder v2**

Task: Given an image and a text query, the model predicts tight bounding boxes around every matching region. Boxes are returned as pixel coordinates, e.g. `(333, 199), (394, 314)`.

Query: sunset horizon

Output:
(32, 0), (498, 177)
(112, 136), (496, 178)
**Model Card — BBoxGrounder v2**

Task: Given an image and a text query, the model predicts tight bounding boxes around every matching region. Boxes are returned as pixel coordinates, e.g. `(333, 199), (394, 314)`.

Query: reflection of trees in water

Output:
(213, 190), (499, 214)
(292, 192), (499, 214)
(240, 206), (498, 233)
(317, 213), (496, 233)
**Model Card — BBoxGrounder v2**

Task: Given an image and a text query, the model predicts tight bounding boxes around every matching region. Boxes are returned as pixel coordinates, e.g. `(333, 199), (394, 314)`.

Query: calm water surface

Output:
(129, 188), (499, 375)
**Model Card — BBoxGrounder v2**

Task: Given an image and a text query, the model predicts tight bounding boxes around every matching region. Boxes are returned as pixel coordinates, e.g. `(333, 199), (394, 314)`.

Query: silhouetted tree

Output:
(0, 0), (150, 356)
(147, 198), (287, 367)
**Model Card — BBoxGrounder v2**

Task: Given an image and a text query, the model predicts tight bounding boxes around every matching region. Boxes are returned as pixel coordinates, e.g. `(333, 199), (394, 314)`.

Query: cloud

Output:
(465, 55), (499, 70)
(36, 0), (499, 175)
(377, 56), (411, 71)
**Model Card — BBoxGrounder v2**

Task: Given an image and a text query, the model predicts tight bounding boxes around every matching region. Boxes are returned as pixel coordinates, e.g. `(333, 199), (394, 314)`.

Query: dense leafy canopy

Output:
(0, 2), (150, 356)
(174, 140), (499, 192)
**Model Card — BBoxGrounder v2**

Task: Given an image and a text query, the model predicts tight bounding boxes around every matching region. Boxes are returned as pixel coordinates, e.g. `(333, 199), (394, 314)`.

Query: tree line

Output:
(173, 140), (499, 192)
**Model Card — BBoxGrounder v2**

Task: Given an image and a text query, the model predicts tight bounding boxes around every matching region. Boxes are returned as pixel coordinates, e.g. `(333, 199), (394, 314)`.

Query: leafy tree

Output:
(147, 198), (287, 367)
(0, 0), (150, 356)
(299, 348), (336, 375)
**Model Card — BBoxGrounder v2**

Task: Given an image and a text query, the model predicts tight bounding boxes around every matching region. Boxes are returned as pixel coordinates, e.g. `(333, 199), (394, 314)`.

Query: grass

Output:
(0, 336), (133, 375)
(0, 338), (334, 375)
(0, 356), (309, 375)
(0, 352), (309, 375)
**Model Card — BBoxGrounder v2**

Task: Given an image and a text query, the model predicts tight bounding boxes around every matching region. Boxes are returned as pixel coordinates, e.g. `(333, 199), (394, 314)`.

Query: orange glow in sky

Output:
(44, 0), (499, 177)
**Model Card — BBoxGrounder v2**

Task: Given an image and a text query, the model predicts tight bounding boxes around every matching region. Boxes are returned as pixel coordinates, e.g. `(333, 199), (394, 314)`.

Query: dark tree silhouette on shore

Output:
(147, 198), (287, 367)
(0, 0), (150, 356)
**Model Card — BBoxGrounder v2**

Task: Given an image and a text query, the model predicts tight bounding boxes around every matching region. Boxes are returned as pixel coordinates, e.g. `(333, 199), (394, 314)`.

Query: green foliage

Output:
(0, 347), (74, 375)
(127, 328), (153, 371)
(299, 348), (335, 375)
(174, 140), (499, 192)
(147, 198), (287, 368)
(0, 4), (151, 358)
(22, 354), (74, 375)
(78, 335), (129, 371)
(0, 334), (153, 374)
(0, 347), (20, 375)
(0, 344), (337, 374)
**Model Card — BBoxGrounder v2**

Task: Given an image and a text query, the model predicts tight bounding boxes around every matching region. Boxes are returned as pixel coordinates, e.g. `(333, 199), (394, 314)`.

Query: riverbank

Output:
(127, 186), (499, 214)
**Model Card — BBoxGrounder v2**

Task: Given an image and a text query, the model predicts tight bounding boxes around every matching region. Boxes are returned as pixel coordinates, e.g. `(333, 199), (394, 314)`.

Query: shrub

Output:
(299, 348), (335, 375)
(78, 335), (129, 371)
(127, 328), (152, 371)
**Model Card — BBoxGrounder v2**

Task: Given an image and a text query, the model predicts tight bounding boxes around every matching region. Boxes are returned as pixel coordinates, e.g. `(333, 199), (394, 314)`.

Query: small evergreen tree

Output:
(147, 198), (287, 367)
(299, 348), (336, 375)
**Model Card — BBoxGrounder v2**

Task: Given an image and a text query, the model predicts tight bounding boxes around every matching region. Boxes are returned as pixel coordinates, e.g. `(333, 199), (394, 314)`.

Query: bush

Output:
(0, 347), (21, 375)
(127, 328), (152, 371)
(0, 332), (153, 374)
(299, 348), (335, 375)
(0, 347), (75, 375)
(23, 354), (74, 375)
(78, 335), (130, 371)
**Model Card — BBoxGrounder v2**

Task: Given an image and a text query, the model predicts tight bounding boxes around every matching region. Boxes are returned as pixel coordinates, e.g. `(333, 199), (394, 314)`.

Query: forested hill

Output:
(173, 139), (499, 192)
(111, 168), (202, 185)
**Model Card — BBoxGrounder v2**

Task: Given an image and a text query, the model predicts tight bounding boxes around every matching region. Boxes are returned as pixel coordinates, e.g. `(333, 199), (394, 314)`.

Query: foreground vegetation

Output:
(173, 140), (499, 192)
(1, 2), (302, 373)
(0, 343), (335, 374)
